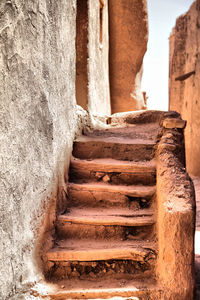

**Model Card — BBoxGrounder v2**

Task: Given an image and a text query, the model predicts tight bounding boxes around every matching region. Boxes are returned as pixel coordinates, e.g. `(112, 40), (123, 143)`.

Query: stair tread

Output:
(35, 279), (161, 299)
(70, 157), (156, 173)
(84, 122), (160, 139)
(32, 279), (162, 299)
(47, 240), (156, 262)
(75, 135), (156, 145)
(68, 182), (156, 196)
(58, 208), (155, 226)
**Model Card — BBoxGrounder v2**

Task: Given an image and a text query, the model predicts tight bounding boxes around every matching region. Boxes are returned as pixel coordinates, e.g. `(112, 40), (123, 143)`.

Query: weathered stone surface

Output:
(0, 0), (113, 298)
(109, 0), (148, 113)
(162, 118), (186, 129)
(0, 1), (78, 299)
(156, 127), (195, 300)
(169, 0), (200, 176)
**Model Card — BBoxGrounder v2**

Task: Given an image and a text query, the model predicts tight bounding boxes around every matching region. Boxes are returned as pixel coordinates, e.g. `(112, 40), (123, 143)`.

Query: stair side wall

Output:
(169, 0), (200, 176)
(0, 1), (80, 299)
(156, 126), (196, 299)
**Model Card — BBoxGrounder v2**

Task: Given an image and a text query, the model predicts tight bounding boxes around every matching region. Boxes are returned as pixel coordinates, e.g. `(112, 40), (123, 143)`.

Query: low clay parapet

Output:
(156, 120), (196, 299)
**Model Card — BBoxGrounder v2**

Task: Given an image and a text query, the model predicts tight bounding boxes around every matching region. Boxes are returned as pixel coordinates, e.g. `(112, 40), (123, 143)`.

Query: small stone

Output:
(158, 143), (176, 151)
(102, 175), (110, 182)
(106, 270), (115, 276)
(47, 261), (54, 269)
(89, 271), (96, 279)
(61, 285), (65, 289)
(95, 172), (104, 179)
(141, 198), (147, 203)
(163, 118), (186, 129)
(112, 263), (115, 268)
(71, 270), (79, 277)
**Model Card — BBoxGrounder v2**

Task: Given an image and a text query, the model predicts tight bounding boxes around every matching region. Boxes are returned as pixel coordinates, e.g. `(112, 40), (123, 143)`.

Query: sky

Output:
(142, 0), (195, 111)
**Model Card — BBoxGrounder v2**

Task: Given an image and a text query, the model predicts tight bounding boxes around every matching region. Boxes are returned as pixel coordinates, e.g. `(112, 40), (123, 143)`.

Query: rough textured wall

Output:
(88, 0), (110, 115)
(75, 0), (89, 110)
(0, 0), (78, 299)
(156, 125), (195, 299)
(169, 0), (200, 176)
(109, 0), (148, 114)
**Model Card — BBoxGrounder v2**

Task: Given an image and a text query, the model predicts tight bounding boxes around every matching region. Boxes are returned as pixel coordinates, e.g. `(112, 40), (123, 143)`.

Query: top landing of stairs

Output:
(73, 122), (161, 161)
(82, 122), (160, 144)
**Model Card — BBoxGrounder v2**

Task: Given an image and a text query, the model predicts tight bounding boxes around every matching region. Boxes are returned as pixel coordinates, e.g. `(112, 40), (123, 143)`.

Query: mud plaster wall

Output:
(88, 0), (110, 115)
(109, 0), (148, 114)
(156, 128), (195, 299)
(0, 0), (79, 299)
(76, 0), (88, 110)
(169, 0), (200, 176)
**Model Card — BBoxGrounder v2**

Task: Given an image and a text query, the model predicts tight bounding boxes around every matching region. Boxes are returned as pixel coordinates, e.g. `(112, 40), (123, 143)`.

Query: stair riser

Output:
(68, 189), (154, 209)
(73, 141), (155, 161)
(56, 223), (155, 240)
(46, 259), (156, 281)
(69, 168), (156, 185)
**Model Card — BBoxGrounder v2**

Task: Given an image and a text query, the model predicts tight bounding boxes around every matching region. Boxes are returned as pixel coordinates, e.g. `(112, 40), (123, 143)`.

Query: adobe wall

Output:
(0, 1), (76, 298)
(156, 123), (195, 299)
(76, 0), (110, 115)
(169, 0), (200, 176)
(109, 0), (148, 113)
(0, 1), (99, 299)
(88, 0), (111, 115)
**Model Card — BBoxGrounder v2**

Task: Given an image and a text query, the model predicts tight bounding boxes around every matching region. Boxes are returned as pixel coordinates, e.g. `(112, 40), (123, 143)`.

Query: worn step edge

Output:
(70, 157), (156, 173)
(57, 213), (155, 227)
(47, 244), (156, 262)
(75, 135), (156, 145)
(33, 282), (162, 299)
(68, 183), (156, 197)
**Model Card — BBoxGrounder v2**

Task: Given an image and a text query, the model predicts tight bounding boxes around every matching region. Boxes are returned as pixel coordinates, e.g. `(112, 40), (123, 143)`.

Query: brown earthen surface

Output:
(109, 0), (148, 113)
(40, 114), (159, 299)
(169, 0), (200, 176)
(33, 111), (195, 300)
(156, 127), (195, 300)
(192, 177), (200, 299)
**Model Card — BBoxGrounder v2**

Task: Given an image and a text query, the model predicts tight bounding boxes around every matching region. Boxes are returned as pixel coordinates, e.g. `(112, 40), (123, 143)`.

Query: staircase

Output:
(45, 121), (163, 299)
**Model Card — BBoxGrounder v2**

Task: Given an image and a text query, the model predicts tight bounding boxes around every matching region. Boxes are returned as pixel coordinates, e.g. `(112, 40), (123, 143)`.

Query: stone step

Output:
(69, 157), (156, 185)
(46, 240), (157, 281)
(36, 279), (162, 299)
(68, 182), (156, 209)
(47, 242), (156, 262)
(56, 208), (155, 240)
(72, 135), (156, 161)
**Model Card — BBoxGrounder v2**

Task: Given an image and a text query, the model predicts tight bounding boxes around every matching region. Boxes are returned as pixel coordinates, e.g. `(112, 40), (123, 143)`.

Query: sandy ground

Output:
(192, 177), (200, 299)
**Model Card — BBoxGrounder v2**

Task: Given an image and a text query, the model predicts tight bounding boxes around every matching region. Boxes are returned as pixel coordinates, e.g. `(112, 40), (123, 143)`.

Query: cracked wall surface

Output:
(0, 0), (78, 298)
(169, 0), (200, 176)
(0, 0), (112, 298)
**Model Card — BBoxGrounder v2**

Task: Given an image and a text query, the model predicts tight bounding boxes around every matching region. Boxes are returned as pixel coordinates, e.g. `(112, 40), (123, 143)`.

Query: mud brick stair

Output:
(45, 123), (161, 299)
